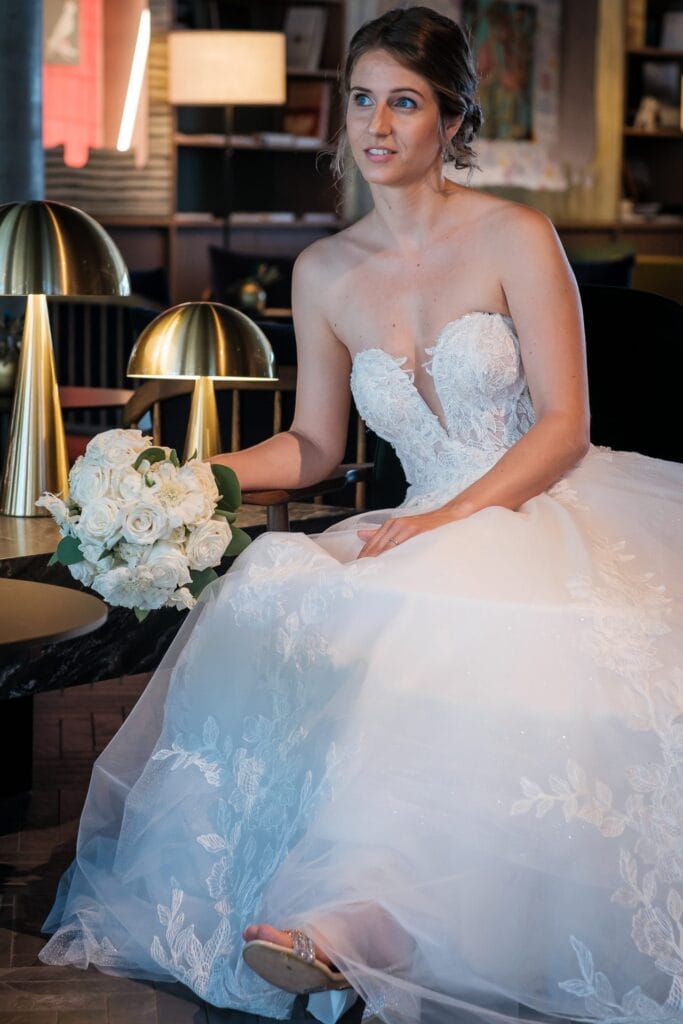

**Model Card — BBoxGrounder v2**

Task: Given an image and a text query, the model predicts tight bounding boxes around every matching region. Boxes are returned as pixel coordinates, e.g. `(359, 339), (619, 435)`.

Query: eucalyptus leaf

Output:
(214, 508), (237, 523)
(56, 535), (85, 566)
(225, 527), (250, 558)
(170, 448), (180, 467)
(134, 607), (151, 623)
(47, 551), (59, 567)
(211, 463), (241, 512)
(188, 567), (219, 599)
(133, 446), (167, 471)
(186, 449), (198, 463)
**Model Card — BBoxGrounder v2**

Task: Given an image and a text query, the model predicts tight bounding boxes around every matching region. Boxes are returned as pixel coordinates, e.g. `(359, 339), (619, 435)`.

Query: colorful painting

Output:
(464, 1), (537, 140)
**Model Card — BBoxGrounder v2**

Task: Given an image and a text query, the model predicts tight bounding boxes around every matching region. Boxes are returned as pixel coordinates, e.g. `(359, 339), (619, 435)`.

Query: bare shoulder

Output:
(477, 196), (560, 255)
(294, 216), (374, 290)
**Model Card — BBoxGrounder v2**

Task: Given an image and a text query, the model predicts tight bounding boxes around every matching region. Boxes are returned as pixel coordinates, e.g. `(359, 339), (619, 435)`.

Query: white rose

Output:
(141, 541), (191, 591)
(69, 460), (111, 506)
(85, 429), (152, 470)
(122, 500), (169, 545)
(91, 564), (169, 610)
(35, 492), (75, 534)
(185, 518), (231, 571)
(68, 560), (99, 587)
(112, 466), (145, 502)
(181, 461), (220, 503)
(168, 586), (196, 611)
(76, 497), (123, 551)
(147, 461), (210, 528)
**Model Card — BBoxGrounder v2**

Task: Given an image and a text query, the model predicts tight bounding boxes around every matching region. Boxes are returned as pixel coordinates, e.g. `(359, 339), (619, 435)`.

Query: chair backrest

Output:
(580, 284), (682, 462)
(570, 253), (636, 288)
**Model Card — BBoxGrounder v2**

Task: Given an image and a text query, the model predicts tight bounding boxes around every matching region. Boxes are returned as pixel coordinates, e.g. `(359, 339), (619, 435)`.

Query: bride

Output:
(41, 7), (683, 1024)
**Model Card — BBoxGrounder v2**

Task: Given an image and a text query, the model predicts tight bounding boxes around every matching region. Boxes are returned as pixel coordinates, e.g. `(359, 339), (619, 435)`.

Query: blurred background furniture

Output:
(565, 242), (636, 287)
(0, 577), (107, 795)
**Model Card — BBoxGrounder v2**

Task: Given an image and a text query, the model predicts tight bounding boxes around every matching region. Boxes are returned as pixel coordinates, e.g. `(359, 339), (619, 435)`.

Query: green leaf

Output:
(213, 508), (237, 523)
(134, 607), (151, 623)
(133, 446), (167, 471)
(47, 551), (59, 566)
(188, 567), (219, 599)
(224, 527), (251, 558)
(56, 535), (84, 566)
(185, 449), (198, 463)
(170, 448), (180, 467)
(211, 463), (241, 511)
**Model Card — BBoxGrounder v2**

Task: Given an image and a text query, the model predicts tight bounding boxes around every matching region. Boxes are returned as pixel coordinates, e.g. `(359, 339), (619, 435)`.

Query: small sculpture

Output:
(634, 95), (660, 132)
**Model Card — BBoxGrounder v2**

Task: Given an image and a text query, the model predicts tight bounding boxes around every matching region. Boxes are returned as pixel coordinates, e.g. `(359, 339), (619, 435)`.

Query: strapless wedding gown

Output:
(41, 313), (683, 1024)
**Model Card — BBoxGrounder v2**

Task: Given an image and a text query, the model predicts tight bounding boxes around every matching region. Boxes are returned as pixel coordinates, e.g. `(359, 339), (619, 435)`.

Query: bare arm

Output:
(209, 245), (352, 491)
(443, 207), (590, 519)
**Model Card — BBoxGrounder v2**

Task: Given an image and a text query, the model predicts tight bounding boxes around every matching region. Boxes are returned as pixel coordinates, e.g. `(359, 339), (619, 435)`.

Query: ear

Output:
(445, 114), (465, 141)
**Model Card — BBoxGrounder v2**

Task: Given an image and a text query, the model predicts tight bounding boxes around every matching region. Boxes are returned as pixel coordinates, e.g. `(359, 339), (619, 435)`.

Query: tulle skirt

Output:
(41, 446), (683, 1024)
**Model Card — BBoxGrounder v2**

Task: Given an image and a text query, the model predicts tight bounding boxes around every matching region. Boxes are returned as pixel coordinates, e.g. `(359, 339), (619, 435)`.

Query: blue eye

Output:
(395, 96), (416, 109)
(353, 93), (372, 107)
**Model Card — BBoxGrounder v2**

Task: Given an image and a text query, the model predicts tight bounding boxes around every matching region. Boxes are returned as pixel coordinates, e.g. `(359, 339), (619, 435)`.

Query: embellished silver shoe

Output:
(242, 927), (351, 994)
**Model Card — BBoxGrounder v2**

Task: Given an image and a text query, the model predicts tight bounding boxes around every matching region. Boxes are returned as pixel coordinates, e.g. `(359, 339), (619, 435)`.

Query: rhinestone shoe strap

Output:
(284, 928), (316, 964)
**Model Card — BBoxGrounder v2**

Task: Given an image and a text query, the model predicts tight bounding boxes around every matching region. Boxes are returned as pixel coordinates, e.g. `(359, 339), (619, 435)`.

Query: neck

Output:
(368, 168), (463, 249)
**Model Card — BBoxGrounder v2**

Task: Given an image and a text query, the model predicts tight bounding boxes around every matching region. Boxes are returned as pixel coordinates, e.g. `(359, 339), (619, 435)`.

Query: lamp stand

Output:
(0, 294), (69, 516)
(222, 104), (234, 250)
(183, 376), (222, 462)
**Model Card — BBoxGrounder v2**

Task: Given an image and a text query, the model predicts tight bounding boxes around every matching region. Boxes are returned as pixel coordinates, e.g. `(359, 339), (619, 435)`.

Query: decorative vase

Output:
(238, 279), (267, 314)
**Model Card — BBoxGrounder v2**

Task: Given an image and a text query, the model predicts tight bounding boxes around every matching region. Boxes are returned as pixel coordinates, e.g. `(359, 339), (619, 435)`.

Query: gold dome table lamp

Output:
(0, 200), (130, 516)
(127, 302), (277, 462)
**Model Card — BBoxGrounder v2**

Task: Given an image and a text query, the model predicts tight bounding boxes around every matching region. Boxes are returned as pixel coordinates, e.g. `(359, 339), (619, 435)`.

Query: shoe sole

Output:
(242, 940), (351, 994)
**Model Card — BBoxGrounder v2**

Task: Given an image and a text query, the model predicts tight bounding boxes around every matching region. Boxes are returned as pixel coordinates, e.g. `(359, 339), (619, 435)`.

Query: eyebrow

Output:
(350, 85), (425, 97)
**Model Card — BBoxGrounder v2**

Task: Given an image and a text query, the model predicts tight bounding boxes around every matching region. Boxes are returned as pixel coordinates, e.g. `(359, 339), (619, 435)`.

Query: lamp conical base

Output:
(183, 376), (222, 462)
(0, 295), (69, 516)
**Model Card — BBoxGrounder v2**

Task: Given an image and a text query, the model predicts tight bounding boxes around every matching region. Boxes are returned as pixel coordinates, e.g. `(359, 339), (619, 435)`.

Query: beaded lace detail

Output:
(350, 312), (535, 509)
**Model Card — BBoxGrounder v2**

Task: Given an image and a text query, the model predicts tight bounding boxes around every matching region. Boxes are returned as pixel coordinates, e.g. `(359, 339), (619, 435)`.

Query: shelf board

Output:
(287, 67), (339, 79)
(624, 127), (683, 138)
(174, 132), (334, 153)
(627, 47), (683, 58)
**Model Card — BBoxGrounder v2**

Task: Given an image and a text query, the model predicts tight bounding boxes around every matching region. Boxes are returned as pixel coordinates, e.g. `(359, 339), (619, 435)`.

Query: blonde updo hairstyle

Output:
(333, 5), (483, 180)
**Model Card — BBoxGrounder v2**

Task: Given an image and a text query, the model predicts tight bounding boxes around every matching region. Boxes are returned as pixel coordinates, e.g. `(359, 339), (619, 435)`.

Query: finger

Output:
(356, 528), (378, 540)
(359, 523), (400, 559)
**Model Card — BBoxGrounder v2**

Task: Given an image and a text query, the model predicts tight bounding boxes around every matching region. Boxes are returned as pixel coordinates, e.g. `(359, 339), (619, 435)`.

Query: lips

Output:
(363, 147), (397, 161)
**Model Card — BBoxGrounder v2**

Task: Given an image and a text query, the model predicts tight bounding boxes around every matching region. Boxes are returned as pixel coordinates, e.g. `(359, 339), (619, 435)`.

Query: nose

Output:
(368, 102), (391, 137)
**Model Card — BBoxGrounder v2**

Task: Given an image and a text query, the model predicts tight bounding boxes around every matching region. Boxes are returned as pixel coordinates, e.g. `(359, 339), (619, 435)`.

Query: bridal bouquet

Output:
(37, 429), (249, 619)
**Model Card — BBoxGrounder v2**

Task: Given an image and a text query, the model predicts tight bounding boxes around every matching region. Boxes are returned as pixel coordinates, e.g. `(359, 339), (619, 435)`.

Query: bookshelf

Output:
(621, 3), (683, 229)
(170, 1), (345, 239)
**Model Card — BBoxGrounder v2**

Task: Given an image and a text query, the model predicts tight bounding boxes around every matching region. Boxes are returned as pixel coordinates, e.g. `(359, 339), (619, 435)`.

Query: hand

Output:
(356, 507), (462, 558)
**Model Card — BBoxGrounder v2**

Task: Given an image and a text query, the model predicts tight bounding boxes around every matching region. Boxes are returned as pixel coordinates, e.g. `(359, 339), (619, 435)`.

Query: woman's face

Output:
(345, 48), (460, 187)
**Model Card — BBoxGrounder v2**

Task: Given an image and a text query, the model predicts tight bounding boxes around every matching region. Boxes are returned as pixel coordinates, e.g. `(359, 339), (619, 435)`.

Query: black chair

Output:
(581, 284), (682, 462)
(570, 252), (636, 288)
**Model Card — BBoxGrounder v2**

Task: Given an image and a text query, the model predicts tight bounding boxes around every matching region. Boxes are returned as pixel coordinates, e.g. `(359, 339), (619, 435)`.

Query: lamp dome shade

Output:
(127, 302), (277, 380)
(0, 200), (130, 297)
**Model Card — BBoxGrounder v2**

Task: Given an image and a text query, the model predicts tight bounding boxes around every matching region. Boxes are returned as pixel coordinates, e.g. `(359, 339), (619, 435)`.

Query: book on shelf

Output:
(255, 131), (323, 149)
(284, 6), (327, 72)
(229, 212), (297, 225)
(283, 79), (332, 141)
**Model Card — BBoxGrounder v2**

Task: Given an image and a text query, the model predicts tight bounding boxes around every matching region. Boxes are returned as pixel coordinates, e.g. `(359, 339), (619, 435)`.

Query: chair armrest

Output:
(59, 386), (134, 411)
(241, 464), (373, 507)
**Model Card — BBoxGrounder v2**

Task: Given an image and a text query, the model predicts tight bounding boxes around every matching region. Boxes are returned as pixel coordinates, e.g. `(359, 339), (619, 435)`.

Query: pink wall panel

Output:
(43, 0), (103, 168)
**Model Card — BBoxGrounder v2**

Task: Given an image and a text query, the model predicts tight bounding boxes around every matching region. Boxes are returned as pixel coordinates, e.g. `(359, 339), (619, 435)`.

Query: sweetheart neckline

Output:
(351, 310), (515, 371)
(350, 310), (518, 439)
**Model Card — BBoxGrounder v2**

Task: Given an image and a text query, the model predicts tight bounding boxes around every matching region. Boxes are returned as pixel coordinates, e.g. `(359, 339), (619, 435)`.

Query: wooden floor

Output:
(0, 676), (324, 1023)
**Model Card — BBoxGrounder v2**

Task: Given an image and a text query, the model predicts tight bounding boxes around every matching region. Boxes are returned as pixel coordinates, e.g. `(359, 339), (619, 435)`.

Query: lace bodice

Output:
(350, 311), (535, 507)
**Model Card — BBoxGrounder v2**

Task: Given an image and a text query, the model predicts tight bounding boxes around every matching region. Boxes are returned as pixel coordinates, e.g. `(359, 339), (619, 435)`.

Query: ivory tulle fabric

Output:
(41, 313), (683, 1024)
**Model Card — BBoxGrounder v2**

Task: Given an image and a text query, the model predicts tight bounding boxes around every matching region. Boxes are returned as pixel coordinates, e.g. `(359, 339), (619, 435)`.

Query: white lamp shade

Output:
(168, 31), (286, 105)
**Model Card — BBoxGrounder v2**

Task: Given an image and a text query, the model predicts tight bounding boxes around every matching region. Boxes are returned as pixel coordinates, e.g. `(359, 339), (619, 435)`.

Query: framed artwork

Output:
(284, 6), (327, 71)
(464, 0), (538, 140)
(44, 0), (80, 65)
